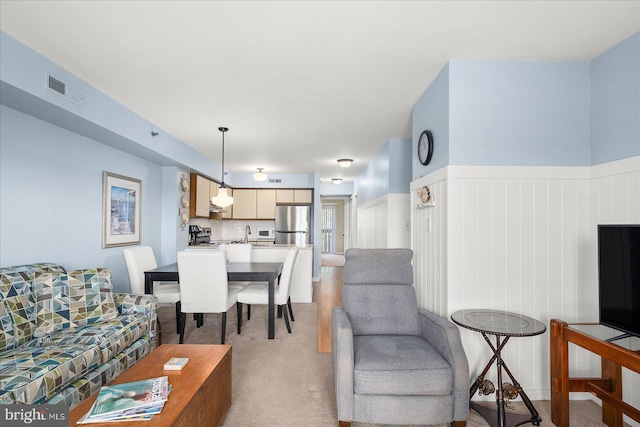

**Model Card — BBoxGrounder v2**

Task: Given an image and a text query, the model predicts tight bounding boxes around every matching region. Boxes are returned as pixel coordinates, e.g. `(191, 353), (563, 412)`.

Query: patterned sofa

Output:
(0, 263), (158, 408)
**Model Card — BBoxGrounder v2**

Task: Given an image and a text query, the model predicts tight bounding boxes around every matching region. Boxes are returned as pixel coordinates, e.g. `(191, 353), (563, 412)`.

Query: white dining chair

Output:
(237, 246), (299, 333)
(176, 250), (241, 344)
(123, 246), (181, 333)
(219, 243), (252, 290)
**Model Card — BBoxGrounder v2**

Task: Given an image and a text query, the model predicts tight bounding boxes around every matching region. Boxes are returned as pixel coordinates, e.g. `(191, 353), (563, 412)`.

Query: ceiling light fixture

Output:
(332, 178), (343, 185)
(211, 127), (234, 208)
(253, 168), (268, 182)
(337, 158), (353, 168)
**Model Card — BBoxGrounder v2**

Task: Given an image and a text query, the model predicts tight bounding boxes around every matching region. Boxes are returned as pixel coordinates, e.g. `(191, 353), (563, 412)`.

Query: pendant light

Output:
(211, 127), (234, 208)
(253, 168), (268, 182)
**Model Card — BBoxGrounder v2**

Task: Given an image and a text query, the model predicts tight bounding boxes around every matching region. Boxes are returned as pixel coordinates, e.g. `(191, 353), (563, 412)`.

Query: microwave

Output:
(256, 228), (275, 240)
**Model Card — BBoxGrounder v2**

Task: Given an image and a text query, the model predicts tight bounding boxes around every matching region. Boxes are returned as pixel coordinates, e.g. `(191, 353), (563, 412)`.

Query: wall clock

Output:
(418, 130), (434, 165)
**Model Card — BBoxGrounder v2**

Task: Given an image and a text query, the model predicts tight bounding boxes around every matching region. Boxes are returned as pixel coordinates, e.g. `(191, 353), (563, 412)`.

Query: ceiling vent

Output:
(268, 178), (282, 183)
(45, 71), (84, 106)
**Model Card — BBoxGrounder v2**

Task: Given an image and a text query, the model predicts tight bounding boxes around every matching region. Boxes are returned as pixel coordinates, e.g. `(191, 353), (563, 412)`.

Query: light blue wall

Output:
(449, 60), (590, 166)
(590, 32), (640, 165)
(412, 63), (450, 180)
(0, 105), (163, 292)
(319, 181), (354, 196)
(388, 138), (413, 193)
(0, 32), (220, 180)
(355, 138), (412, 206)
(1, 31), (326, 287)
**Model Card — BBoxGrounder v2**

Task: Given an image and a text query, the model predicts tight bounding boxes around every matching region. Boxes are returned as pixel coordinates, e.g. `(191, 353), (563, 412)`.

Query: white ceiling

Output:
(1, 1), (639, 183)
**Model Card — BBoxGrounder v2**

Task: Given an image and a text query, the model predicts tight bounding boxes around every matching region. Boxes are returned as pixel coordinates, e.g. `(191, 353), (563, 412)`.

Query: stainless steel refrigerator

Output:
(275, 205), (310, 245)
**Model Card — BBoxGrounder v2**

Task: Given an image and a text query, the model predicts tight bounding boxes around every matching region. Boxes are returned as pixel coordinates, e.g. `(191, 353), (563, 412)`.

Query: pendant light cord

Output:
(218, 126), (228, 188)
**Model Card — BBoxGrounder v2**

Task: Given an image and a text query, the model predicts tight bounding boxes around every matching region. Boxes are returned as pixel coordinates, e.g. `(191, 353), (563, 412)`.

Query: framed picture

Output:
(103, 172), (141, 248)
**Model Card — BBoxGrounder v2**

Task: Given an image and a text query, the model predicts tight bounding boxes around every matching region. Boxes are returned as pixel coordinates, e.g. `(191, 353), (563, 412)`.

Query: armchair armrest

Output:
(332, 306), (355, 421)
(114, 293), (159, 343)
(418, 308), (470, 422)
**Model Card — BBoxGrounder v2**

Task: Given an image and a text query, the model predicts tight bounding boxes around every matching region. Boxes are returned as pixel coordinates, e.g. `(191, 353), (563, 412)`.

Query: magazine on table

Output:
(79, 376), (170, 422)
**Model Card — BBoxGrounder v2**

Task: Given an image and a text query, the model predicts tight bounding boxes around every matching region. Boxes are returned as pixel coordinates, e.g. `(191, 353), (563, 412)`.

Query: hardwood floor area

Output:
(313, 265), (343, 353)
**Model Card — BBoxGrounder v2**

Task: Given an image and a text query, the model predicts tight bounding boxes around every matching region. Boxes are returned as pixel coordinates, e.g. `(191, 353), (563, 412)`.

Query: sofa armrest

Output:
(418, 308), (470, 422)
(114, 293), (159, 342)
(332, 307), (355, 422)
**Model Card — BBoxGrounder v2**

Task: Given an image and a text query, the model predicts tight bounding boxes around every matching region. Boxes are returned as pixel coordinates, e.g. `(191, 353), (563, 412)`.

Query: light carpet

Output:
(157, 304), (616, 427)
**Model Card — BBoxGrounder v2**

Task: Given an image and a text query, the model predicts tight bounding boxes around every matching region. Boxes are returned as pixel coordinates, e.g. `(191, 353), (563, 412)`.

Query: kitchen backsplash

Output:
(189, 218), (275, 241)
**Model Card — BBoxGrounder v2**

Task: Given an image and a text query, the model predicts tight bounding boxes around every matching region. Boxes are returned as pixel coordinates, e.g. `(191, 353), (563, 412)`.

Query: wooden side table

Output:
(550, 319), (640, 427)
(452, 309), (546, 427)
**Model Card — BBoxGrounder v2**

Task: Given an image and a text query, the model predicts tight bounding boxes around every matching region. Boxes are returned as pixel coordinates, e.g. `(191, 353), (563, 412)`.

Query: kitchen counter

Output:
(189, 242), (312, 249)
(185, 243), (313, 303)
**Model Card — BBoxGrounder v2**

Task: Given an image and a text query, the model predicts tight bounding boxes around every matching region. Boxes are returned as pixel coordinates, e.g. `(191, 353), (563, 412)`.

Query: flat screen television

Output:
(597, 224), (640, 340)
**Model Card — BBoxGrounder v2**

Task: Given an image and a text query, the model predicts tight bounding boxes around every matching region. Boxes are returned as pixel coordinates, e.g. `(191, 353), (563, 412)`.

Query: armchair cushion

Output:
(353, 335), (453, 396)
(343, 284), (420, 336)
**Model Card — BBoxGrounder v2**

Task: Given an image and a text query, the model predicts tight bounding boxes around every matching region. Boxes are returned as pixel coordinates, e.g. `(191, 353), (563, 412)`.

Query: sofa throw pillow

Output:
(67, 268), (118, 324)
(32, 270), (73, 337)
(32, 268), (117, 337)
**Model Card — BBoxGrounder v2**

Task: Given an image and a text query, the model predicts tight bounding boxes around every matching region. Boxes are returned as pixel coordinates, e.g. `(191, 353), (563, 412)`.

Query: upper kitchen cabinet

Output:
(190, 173), (233, 219)
(256, 189), (276, 219)
(276, 189), (312, 204)
(232, 189), (277, 219)
(294, 189), (313, 204)
(190, 173), (211, 218)
(210, 181), (232, 219)
(232, 189), (257, 219)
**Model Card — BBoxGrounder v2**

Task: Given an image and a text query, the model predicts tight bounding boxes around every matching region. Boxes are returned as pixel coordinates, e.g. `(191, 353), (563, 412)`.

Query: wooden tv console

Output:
(550, 319), (640, 427)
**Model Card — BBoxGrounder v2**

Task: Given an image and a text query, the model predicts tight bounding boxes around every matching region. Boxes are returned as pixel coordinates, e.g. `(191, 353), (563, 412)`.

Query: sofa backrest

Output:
(0, 263), (118, 351)
(342, 249), (420, 336)
(0, 263), (66, 352)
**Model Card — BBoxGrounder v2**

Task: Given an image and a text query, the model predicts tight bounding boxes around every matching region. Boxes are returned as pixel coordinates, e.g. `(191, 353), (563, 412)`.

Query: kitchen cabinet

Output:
(231, 189), (257, 219)
(256, 189), (276, 219)
(276, 189), (294, 203)
(232, 189), (276, 219)
(210, 181), (232, 219)
(190, 173), (234, 219)
(294, 189), (312, 204)
(190, 173), (211, 218)
(276, 189), (312, 204)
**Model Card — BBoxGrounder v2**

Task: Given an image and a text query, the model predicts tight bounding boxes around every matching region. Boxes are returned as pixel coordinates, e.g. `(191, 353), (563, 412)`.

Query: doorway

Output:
(320, 197), (348, 266)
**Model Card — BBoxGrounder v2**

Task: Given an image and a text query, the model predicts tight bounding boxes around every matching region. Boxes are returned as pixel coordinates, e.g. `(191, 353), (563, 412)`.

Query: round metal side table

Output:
(451, 309), (547, 427)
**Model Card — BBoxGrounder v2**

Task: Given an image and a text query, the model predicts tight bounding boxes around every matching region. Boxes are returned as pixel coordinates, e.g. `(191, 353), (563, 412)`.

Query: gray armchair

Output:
(332, 248), (469, 426)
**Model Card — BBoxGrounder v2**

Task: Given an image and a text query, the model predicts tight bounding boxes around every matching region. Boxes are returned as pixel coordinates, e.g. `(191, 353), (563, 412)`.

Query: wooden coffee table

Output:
(69, 344), (232, 426)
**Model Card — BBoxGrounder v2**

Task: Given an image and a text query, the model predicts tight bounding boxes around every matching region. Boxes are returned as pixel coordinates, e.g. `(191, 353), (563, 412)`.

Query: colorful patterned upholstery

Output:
(32, 268), (118, 337)
(0, 270), (35, 350)
(0, 263), (157, 407)
(0, 344), (102, 404)
(24, 314), (149, 364)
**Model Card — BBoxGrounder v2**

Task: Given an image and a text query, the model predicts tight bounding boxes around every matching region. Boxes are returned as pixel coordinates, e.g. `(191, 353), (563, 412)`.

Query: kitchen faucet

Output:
(244, 225), (251, 243)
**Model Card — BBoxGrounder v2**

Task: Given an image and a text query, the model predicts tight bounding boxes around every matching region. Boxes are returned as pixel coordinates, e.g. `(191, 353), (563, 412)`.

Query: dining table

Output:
(145, 262), (284, 339)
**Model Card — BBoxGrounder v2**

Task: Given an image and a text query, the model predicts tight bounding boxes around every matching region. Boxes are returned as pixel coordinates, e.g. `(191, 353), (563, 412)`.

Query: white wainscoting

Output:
(410, 157), (639, 414)
(356, 194), (411, 249)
